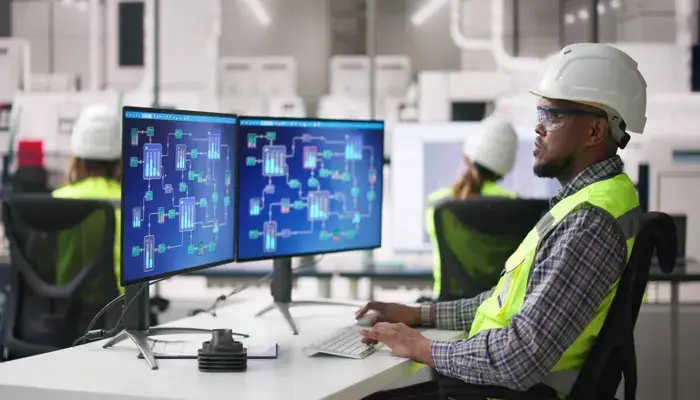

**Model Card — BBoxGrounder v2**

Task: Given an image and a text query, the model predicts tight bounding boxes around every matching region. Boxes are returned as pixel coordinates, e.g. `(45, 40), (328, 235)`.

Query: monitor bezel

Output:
(120, 105), (238, 287)
(235, 115), (385, 263)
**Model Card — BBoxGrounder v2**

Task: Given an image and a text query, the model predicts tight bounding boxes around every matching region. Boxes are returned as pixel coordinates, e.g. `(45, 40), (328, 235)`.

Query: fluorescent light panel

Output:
(242, 0), (271, 27)
(411, 0), (448, 26)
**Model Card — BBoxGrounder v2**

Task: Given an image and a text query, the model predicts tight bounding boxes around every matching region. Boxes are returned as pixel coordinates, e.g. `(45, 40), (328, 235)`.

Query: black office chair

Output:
(0, 260), (10, 360)
(0, 194), (120, 360)
(436, 211), (677, 400)
(433, 198), (549, 301)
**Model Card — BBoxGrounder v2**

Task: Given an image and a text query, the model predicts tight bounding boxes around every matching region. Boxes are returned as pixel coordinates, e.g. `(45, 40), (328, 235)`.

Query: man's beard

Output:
(533, 154), (574, 179)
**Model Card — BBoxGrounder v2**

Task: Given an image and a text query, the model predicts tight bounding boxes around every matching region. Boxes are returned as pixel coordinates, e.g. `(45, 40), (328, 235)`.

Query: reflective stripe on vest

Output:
(468, 173), (641, 396)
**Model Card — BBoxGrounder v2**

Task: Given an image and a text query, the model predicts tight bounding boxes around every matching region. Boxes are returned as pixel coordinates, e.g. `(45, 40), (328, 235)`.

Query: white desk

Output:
(0, 296), (461, 400)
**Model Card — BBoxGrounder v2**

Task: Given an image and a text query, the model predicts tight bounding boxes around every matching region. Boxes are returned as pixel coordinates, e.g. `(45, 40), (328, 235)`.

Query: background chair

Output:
(0, 195), (119, 360)
(433, 198), (549, 301)
(436, 211), (677, 400)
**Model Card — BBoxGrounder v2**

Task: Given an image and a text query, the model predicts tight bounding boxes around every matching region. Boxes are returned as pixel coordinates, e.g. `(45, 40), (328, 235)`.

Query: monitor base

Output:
(255, 301), (358, 335)
(103, 327), (213, 369)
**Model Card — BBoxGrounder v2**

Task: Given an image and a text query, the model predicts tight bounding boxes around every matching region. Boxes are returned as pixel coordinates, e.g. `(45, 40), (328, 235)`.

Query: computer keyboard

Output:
(302, 324), (385, 359)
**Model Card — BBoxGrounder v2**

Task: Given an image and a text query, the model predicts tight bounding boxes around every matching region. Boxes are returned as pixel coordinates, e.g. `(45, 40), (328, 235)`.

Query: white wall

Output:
(218, 0), (462, 111)
(375, 0), (461, 74)
(11, 0), (92, 86)
(219, 0), (331, 111)
(457, 0), (688, 72)
(562, 0), (687, 44)
(10, 0), (469, 108)
(11, 0), (693, 104)
(456, 0), (561, 70)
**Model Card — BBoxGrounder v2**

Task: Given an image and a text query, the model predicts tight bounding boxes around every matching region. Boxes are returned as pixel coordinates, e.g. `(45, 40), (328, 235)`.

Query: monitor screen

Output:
(236, 117), (384, 261)
(121, 107), (237, 286)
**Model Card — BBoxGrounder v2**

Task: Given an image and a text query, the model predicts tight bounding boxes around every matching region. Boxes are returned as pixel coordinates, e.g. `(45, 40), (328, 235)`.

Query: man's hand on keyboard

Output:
(355, 302), (421, 326)
(358, 322), (434, 366)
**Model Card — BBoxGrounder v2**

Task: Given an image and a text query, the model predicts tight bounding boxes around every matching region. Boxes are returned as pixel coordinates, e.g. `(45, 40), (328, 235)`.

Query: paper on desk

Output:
(146, 337), (278, 359)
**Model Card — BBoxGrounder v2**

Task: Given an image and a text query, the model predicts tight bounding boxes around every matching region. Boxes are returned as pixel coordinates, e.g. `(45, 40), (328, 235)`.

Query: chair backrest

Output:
(433, 197), (550, 300)
(0, 194), (119, 359)
(568, 212), (676, 400)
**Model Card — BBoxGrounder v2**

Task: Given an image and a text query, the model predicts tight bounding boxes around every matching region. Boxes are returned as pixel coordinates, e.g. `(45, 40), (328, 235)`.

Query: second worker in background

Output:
(424, 116), (518, 299)
(53, 105), (123, 294)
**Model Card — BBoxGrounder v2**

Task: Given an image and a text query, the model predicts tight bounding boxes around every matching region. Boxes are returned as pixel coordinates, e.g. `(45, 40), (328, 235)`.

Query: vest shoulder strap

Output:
(505, 174), (640, 269)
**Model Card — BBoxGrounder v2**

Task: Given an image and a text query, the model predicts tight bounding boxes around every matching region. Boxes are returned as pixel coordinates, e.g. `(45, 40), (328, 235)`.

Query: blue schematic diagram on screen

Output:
(125, 119), (234, 277)
(239, 119), (383, 258)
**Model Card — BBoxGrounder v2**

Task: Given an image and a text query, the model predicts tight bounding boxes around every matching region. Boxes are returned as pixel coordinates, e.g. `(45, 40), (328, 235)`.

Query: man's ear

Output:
(587, 118), (608, 147)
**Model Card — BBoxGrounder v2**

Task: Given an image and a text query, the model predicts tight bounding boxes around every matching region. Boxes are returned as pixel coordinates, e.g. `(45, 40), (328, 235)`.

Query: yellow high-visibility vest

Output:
(53, 177), (123, 295)
(468, 173), (641, 397)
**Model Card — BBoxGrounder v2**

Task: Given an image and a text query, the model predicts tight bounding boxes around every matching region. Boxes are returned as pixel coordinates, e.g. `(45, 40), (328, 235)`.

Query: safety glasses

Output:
(537, 106), (607, 131)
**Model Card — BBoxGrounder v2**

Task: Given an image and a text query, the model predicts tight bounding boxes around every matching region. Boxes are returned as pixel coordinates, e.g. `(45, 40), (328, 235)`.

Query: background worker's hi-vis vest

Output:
(53, 177), (123, 295)
(467, 174), (641, 397)
(426, 181), (516, 296)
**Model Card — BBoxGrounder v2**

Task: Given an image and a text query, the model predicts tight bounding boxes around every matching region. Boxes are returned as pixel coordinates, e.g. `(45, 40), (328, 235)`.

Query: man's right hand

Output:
(355, 301), (422, 327)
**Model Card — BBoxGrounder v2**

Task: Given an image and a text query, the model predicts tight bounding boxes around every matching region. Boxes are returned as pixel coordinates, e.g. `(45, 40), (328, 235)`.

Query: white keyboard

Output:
(302, 324), (385, 359)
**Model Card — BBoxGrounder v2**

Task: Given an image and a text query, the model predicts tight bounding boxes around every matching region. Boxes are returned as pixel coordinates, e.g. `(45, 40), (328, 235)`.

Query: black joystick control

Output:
(197, 329), (247, 372)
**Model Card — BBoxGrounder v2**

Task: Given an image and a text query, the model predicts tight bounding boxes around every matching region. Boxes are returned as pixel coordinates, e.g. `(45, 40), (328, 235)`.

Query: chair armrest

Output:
(438, 377), (559, 400)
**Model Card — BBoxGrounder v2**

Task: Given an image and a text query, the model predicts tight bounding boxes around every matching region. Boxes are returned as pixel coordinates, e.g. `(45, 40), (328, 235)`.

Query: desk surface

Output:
(0, 296), (460, 400)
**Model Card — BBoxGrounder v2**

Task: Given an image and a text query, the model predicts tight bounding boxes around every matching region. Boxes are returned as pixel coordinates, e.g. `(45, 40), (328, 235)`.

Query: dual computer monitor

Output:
(120, 107), (385, 287)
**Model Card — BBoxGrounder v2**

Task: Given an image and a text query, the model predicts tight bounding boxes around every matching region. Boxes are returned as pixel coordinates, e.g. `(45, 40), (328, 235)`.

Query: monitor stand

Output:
(103, 285), (213, 370)
(255, 257), (358, 335)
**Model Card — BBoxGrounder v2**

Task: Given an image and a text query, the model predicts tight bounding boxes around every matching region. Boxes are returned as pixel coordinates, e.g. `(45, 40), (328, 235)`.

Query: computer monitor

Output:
(104, 106), (237, 369)
(236, 116), (384, 333)
(391, 122), (560, 253)
(121, 107), (237, 284)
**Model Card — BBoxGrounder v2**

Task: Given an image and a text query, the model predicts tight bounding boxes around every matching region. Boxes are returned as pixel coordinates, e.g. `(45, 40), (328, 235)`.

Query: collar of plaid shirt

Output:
(549, 155), (625, 208)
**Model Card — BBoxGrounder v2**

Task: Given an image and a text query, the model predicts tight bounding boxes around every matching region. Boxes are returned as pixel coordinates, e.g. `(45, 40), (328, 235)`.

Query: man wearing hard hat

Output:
(425, 116), (518, 298)
(53, 105), (123, 294)
(356, 43), (646, 398)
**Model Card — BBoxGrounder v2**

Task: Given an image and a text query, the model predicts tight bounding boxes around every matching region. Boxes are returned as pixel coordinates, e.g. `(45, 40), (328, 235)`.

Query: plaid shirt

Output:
(429, 155), (629, 391)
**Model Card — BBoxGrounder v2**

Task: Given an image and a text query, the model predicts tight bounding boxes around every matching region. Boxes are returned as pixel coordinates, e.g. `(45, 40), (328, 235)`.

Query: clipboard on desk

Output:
(137, 337), (279, 360)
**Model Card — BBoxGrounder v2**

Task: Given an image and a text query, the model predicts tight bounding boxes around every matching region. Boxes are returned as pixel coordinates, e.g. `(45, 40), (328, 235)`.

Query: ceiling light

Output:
(565, 13), (575, 25)
(577, 8), (590, 21)
(242, 0), (271, 27)
(411, 0), (448, 26)
(610, 0), (621, 9)
(597, 3), (606, 14)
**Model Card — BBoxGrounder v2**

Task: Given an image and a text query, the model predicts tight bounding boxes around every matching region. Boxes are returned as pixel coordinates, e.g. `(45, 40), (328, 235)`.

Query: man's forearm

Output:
(432, 289), (492, 330)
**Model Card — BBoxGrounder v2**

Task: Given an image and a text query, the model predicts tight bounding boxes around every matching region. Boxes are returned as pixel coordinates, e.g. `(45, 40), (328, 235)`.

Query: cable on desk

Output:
(192, 255), (326, 317)
(71, 278), (166, 347)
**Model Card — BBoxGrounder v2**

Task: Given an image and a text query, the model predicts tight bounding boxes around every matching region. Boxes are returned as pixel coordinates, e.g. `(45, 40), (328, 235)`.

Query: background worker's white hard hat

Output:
(462, 116), (518, 177)
(70, 104), (121, 161)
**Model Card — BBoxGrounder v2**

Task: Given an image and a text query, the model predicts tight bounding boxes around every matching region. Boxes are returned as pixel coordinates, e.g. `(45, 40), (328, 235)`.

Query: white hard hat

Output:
(462, 116), (518, 177)
(530, 43), (647, 147)
(70, 105), (121, 160)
